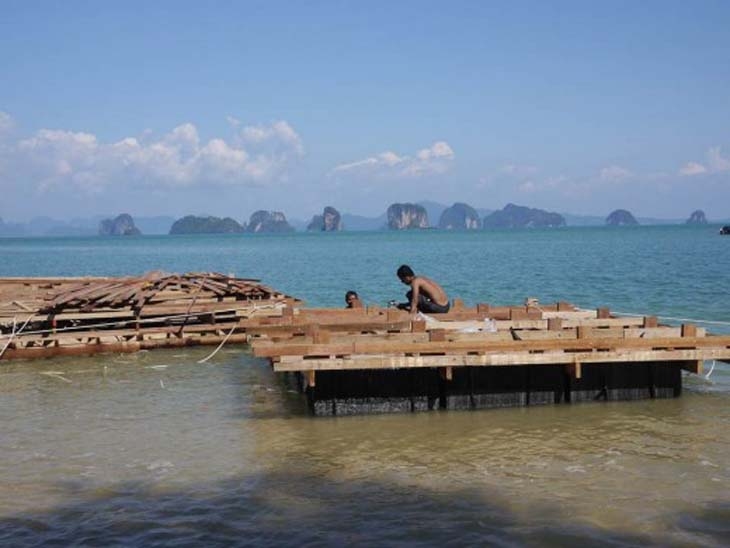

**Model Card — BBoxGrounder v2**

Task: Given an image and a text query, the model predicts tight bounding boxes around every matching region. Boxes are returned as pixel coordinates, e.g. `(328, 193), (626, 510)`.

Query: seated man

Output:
(344, 290), (363, 309)
(396, 264), (450, 314)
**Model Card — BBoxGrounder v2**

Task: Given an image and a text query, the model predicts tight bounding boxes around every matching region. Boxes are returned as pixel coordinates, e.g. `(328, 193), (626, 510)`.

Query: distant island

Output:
(606, 209), (639, 226)
(483, 203), (565, 229)
(4, 203), (729, 237)
(170, 215), (244, 234)
(307, 206), (343, 231)
(686, 210), (707, 225)
(387, 203), (429, 230)
(245, 210), (294, 233)
(438, 203), (481, 230)
(99, 213), (141, 236)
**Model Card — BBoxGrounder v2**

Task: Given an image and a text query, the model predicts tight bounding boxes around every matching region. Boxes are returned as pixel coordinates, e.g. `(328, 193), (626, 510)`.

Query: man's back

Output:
(413, 276), (448, 306)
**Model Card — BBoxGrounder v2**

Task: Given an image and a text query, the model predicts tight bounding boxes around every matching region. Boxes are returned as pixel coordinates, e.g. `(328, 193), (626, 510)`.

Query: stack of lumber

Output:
(249, 301), (730, 379)
(0, 272), (297, 360)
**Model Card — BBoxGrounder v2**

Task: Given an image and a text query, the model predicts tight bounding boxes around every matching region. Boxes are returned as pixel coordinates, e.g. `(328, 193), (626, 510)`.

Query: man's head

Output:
(345, 290), (359, 307)
(397, 264), (415, 285)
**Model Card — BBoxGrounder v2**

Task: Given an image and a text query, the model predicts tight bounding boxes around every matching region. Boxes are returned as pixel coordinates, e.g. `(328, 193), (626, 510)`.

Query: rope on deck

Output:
(589, 309), (730, 327)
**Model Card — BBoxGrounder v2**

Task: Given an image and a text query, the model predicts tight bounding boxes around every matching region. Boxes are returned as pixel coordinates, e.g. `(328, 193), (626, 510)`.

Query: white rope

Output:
(0, 314), (34, 359)
(0, 317), (17, 359)
(197, 324), (238, 363)
(705, 360), (717, 380)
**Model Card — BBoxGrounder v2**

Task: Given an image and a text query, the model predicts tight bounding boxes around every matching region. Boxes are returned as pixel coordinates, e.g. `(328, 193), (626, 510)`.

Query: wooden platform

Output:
(3, 276), (729, 415)
(247, 301), (730, 415)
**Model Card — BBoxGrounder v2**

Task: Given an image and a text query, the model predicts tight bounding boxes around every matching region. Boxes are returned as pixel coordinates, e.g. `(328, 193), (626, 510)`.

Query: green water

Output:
(1, 226), (729, 545)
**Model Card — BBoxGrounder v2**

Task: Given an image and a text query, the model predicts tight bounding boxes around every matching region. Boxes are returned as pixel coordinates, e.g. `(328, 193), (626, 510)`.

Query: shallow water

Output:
(1, 226), (729, 545)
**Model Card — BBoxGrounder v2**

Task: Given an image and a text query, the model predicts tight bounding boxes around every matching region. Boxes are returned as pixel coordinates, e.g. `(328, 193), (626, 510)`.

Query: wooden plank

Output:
(254, 333), (730, 359)
(272, 348), (730, 372)
(250, 330), (516, 349)
(624, 327), (706, 338)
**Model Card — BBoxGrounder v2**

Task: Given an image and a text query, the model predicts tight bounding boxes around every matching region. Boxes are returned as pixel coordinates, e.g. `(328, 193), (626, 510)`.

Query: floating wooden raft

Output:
(0, 272), (298, 360)
(248, 301), (730, 414)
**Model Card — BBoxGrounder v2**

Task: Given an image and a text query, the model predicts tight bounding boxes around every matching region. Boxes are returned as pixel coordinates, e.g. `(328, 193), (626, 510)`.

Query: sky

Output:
(1, 0), (729, 222)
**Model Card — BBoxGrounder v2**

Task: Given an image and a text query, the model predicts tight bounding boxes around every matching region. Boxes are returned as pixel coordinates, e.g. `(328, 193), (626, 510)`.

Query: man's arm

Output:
(409, 279), (421, 313)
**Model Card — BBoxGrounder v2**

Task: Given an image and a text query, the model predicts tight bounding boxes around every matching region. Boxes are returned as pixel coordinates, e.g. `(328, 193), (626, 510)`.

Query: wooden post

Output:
(452, 298), (465, 311)
(429, 329), (446, 342)
(135, 311), (142, 341)
(566, 361), (582, 379)
(509, 308), (528, 320)
(596, 307), (611, 319)
(411, 320), (426, 333)
(681, 360), (703, 375)
(304, 370), (316, 388)
(477, 303), (490, 316)
(643, 316), (658, 328)
(439, 366), (453, 381)
(577, 325), (589, 339)
(366, 305), (381, 316)
(526, 307), (542, 320)
(681, 324), (697, 338)
(547, 317), (562, 331)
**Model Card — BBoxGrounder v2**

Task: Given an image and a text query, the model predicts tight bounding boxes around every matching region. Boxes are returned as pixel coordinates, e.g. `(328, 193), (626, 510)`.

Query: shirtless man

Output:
(396, 264), (450, 314)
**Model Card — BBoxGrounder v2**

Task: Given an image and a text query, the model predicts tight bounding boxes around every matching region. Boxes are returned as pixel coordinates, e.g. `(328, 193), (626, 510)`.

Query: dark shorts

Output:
(400, 291), (450, 314)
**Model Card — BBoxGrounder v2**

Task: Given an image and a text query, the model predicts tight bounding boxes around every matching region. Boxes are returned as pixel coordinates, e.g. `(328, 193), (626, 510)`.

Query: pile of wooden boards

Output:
(249, 301), (730, 382)
(39, 271), (281, 314)
(0, 272), (297, 360)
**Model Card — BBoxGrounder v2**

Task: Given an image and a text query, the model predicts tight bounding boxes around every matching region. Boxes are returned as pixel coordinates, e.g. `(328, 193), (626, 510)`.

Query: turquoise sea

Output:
(1, 226), (729, 546)
(2, 225), (729, 325)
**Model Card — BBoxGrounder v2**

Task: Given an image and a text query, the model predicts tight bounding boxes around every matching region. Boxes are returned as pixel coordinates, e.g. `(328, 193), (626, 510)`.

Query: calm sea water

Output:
(1, 226), (729, 546)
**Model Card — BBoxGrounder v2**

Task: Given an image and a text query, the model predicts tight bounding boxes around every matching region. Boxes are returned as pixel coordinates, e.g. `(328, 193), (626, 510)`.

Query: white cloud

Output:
(680, 146), (730, 176)
(518, 180), (536, 193)
(679, 162), (707, 176)
(599, 165), (632, 181)
(331, 141), (454, 179)
(0, 111), (13, 134)
(500, 164), (538, 176)
(2, 119), (304, 192)
(707, 146), (730, 172)
(239, 120), (304, 156)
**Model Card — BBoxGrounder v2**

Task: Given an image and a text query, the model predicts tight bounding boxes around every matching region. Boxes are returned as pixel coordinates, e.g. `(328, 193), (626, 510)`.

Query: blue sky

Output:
(1, 1), (729, 222)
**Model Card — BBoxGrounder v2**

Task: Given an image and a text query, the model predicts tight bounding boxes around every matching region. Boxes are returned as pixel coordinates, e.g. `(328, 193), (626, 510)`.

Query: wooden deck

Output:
(3, 275), (729, 415)
(246, 301), (730, 414)
(248, 302), (729, 377)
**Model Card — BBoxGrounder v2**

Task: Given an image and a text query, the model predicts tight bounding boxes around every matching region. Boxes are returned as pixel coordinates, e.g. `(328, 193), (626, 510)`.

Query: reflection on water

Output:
(1, 348), (729, 545)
